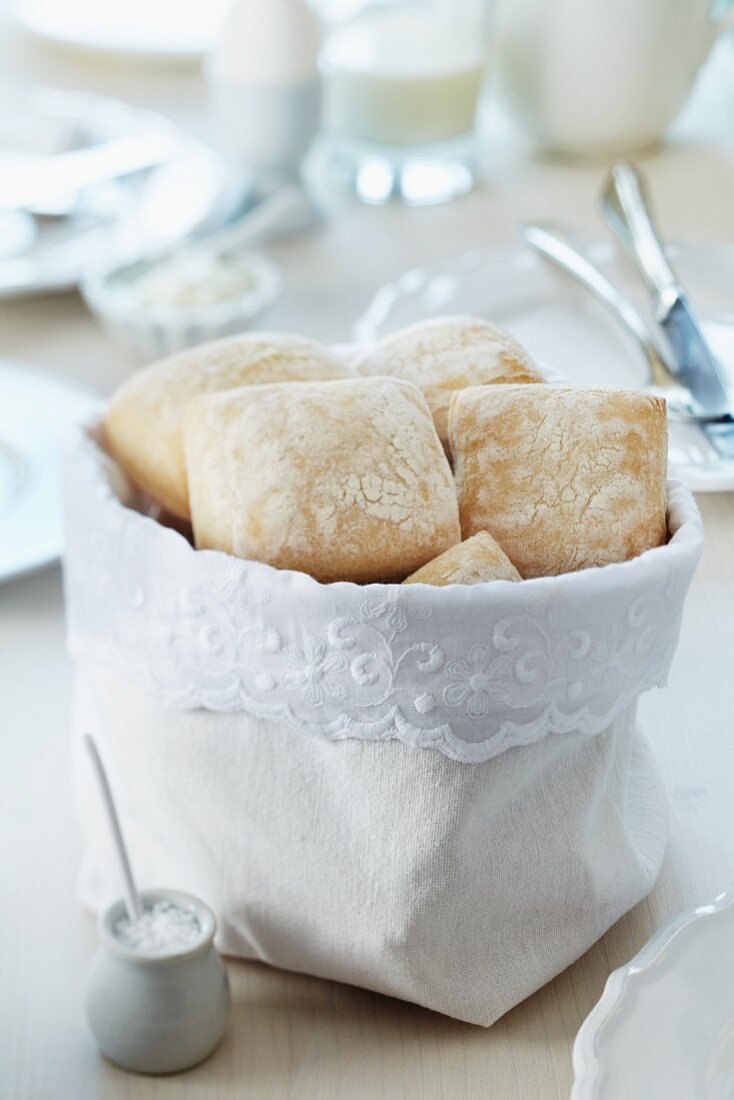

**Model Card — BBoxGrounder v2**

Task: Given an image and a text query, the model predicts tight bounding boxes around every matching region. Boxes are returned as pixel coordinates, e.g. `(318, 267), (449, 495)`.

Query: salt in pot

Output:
(86, 888), (230, 1075)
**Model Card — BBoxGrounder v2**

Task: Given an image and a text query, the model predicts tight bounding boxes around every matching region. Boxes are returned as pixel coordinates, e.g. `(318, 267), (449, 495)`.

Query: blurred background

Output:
(2, 4), (734, 1096)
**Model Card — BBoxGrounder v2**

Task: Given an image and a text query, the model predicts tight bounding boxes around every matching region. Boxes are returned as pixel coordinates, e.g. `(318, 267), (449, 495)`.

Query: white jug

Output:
(493, 0), (734, 155)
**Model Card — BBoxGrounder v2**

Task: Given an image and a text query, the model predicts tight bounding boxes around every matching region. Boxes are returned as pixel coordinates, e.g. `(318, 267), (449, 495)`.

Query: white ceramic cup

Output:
(86, 889), (230, 1075)
(493, 0), (734, 156)
(203, 0), (322, 183)
(205, 72), (322, 180)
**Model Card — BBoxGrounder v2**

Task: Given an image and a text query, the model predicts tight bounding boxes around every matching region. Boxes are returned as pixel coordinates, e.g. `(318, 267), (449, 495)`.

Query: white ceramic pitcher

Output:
(493, 0), (734, 155)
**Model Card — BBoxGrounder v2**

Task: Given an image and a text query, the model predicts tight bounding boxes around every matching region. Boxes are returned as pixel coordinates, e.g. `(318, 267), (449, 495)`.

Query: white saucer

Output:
(354, 241), (734, 493)
(0, 360), (101, 584)
(572, 893), (734, 1100)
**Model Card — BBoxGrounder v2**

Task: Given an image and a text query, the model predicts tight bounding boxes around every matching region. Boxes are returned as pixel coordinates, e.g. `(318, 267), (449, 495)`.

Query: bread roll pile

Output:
(104, 318), (669, 586)
(354, 316), (544, 453)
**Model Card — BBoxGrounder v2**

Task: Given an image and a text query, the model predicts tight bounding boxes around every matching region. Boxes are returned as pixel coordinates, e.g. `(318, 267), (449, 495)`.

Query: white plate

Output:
(0, 88), (244, 298)
(572, 893), (734, 1100)
(0, 360), (101, 584)
(354, 241), (734, 493)
(12, 0), (227, 61)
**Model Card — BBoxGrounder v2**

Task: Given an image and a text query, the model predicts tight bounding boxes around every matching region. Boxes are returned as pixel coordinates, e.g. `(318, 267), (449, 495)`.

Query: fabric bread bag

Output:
(64, 327), (703, 1026)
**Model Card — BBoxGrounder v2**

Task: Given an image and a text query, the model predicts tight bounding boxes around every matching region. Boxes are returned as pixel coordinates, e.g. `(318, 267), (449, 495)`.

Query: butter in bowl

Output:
(81, 184), (314, 360)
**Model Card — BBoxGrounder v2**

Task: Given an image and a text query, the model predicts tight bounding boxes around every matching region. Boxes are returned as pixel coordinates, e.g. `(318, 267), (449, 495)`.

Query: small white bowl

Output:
(82, 247), (283, 361)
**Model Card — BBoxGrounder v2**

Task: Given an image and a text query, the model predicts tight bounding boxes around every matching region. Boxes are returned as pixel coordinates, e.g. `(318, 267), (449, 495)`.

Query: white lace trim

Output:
(63, 424), (702, 763)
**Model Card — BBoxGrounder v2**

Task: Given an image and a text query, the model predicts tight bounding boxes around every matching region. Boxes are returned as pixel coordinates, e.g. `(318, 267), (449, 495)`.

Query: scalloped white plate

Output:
(354, 241), (734, 492)
(572, 893), (734, 1099)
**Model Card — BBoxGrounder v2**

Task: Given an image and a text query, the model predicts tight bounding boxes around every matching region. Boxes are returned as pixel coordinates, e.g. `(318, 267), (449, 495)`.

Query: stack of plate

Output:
(0, 87), (246, 299)
(0, 88), (249, 583)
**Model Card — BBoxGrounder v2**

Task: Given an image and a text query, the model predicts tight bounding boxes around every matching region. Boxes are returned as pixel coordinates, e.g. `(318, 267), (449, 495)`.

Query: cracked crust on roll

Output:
(104, 332), (352, 519)
(449, 384), (668, 578)
(354, 315), (543, 451)
(184, 376), (461, 584)
(402, 531), (521, 585)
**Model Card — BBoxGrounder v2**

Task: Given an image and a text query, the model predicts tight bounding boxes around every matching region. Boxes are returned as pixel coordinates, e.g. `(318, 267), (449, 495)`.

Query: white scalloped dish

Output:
(572, 893), (734, 1099)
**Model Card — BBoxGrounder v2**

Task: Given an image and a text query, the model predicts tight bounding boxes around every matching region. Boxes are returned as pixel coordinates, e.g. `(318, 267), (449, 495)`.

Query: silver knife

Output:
(0, 132), (177, 214)
(600, 162), (732, 419)
(516, 222), (681, 394)
(517, 220), (734, 460)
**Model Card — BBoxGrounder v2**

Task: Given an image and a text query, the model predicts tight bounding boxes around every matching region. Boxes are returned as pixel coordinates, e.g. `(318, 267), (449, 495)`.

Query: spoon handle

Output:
(84, 733), (143, 922)
(185, 183), (314, 264)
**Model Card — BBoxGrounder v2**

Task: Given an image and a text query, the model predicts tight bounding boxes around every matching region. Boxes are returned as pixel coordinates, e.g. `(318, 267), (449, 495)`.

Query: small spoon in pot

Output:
(84, 732), (143, 923)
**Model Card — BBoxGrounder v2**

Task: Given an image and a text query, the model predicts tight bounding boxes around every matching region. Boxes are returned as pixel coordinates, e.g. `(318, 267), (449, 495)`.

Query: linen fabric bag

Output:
(65, 426), (702, 1026)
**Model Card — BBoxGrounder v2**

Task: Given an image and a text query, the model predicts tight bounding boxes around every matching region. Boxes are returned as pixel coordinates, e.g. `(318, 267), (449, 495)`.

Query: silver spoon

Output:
(84, 733), (143, 923)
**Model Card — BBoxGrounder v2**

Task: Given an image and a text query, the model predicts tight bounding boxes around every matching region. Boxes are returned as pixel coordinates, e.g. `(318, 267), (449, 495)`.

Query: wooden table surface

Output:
(2, 16), (734, 1099)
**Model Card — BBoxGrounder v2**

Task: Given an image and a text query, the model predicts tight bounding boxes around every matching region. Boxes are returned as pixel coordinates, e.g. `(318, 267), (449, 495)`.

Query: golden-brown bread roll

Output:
(402, 531), (521, 585)
(104, 332), (351, 519)
(184, 377), (461, 584)
(353, 315), (543, 451)
(449, 384), (668, 578)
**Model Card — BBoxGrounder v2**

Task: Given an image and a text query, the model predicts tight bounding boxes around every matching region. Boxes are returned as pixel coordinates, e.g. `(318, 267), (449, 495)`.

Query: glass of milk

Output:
(320, 1), (487, 204)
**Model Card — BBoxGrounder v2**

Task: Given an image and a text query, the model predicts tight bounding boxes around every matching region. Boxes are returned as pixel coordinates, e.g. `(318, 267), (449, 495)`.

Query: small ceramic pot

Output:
(86, 889), (230, 1074)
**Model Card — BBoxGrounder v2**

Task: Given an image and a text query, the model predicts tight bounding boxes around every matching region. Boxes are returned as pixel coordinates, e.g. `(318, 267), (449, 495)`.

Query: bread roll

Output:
(184, 377), (461, 583)
(105, 333), (351, 519)
(353, 315), (543, 451)
(403, 531), (521, 586)
(449, 385), (668, 578)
